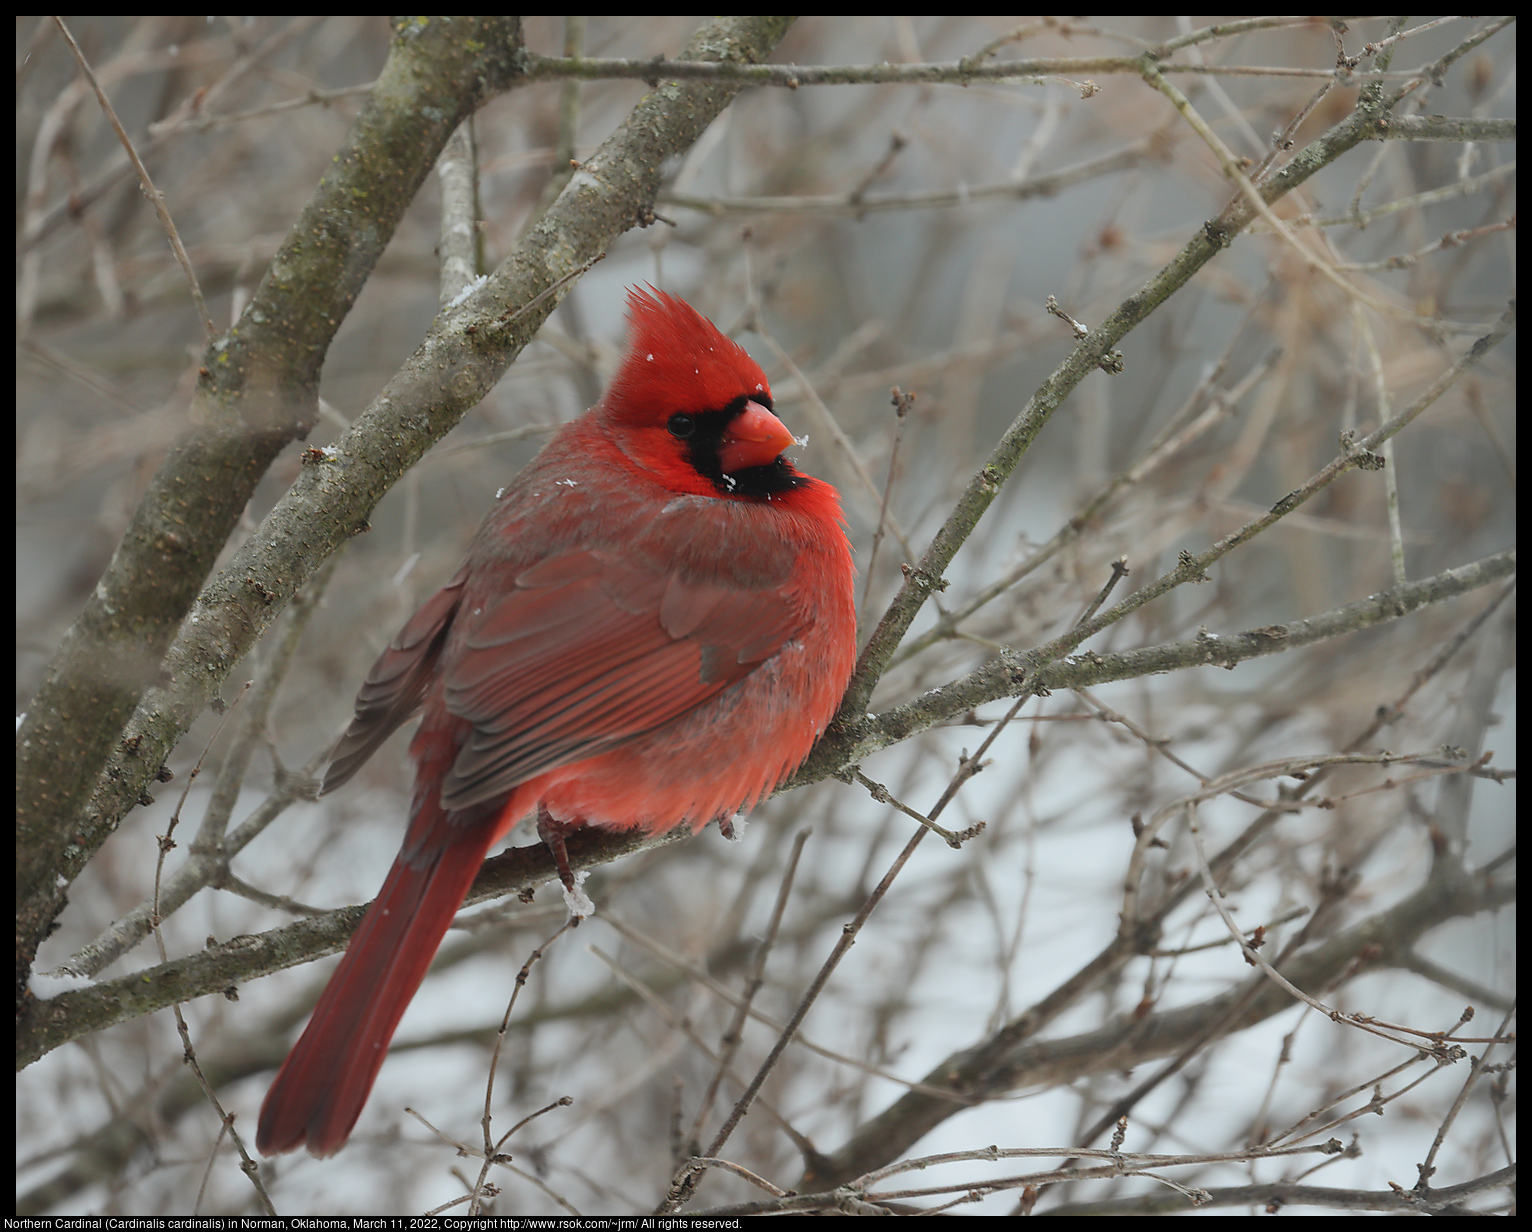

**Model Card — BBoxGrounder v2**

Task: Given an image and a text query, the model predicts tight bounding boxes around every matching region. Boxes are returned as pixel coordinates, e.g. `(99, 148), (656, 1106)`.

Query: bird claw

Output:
(536, 809), (594, 918)
(535, 808), (578, 894)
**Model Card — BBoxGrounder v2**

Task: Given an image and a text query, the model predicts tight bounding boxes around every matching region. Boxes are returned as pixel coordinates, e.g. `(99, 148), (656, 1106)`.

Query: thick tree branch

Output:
(16, 16), (527, 973)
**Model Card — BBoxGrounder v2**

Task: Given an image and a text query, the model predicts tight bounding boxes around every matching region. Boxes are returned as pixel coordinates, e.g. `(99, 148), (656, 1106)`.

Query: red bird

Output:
(257, 287), (857, 1156)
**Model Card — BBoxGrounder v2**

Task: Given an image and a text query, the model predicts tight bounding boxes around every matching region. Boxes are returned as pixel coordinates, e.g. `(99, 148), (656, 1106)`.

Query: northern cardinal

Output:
(257, 287), (857, 1156)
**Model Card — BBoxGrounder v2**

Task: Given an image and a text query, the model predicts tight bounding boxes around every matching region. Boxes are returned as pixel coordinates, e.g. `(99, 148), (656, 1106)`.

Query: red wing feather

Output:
(438, 550), (807, 810)
(323, 569), (468, 795)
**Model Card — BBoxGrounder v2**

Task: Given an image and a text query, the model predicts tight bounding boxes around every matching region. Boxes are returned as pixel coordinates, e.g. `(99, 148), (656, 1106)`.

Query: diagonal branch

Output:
(17, 16), (528, 961)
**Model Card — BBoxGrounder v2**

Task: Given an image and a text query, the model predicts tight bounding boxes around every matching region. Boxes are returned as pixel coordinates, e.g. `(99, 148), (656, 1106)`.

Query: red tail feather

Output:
(256, 811), (497, 1156)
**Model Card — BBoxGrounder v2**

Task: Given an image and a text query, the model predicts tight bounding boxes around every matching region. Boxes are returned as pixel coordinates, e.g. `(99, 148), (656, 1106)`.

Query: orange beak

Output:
(718, 400), (795, 473)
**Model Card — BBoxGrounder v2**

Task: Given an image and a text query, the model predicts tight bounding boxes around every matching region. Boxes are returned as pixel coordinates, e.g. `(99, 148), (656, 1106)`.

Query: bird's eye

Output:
(667, 414), (695, 438)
